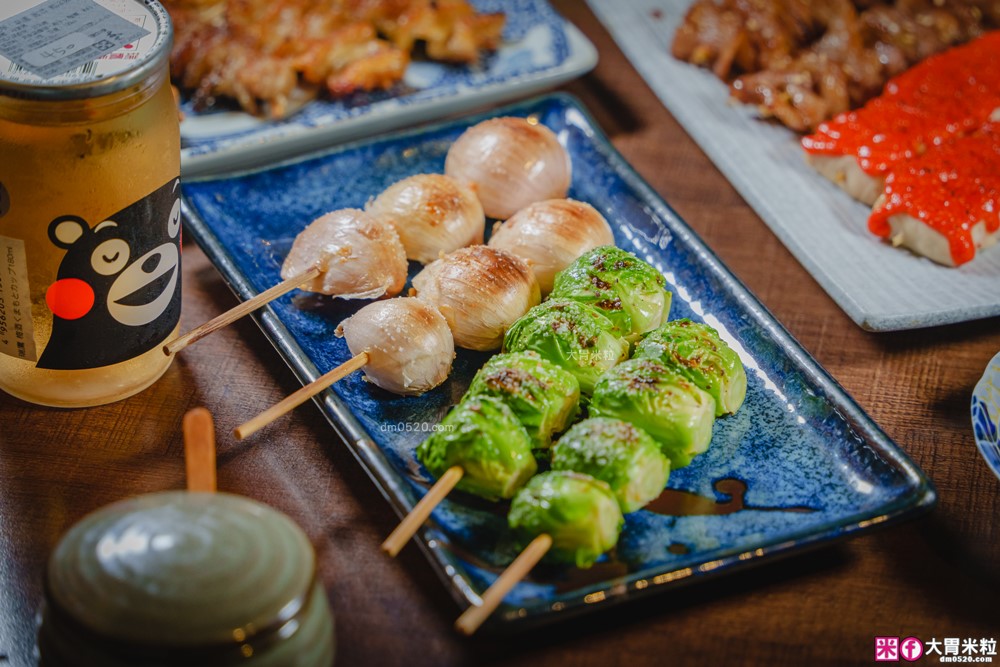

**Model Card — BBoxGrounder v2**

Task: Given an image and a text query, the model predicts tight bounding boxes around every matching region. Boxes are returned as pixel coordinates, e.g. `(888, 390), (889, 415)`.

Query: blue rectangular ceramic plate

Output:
(179, 0), (597, 177)
(181, 93), (936, 631)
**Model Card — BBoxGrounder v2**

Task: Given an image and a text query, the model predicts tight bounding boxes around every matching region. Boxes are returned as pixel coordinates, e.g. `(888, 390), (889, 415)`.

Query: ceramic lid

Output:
(46, 491), (315, 649)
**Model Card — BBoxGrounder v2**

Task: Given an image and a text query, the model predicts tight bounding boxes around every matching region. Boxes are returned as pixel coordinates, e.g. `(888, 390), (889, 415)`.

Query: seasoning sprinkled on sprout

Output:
(507, 471), (623, 568)
(502, 299), (628, 394)
(416, 396), (537, 501)
(466, 351), (580, 449)
(589, 358), (715, 468)
(551, 418), (670, 513)
(550, 245), (671, 342)
(634, 319), (747, 416)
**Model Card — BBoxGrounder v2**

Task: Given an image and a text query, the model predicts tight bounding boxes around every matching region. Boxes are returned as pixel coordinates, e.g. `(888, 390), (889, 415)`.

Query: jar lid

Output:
(0, 0), (171, 101)
(46, 491), (317, 650)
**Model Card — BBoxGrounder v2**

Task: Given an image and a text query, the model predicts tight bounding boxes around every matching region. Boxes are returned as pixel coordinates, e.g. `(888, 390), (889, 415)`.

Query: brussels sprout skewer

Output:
(382, 352), (581, 556)
(589, 357), (716, 468)
(551, 417), (671, 513)
(634, 319), (747, 416)
(454, 418), (676, 635)
(550, 245), (672, 342)
(382, 396), (538, 556)
(416, 397), (538, 500)
(454, 470), (624, 635)
(503, 299), (629, 394)
(454, 419), (673, 634)
(466, 351), (581, 449)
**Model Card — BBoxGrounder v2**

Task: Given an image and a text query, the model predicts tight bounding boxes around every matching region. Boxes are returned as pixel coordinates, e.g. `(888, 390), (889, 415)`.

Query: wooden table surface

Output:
(2, 3), (999, 665)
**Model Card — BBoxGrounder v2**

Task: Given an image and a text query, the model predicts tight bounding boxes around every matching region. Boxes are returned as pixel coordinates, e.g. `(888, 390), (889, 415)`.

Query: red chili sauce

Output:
(802, 32), (1000, 176)
(868, 124), (1000, 266)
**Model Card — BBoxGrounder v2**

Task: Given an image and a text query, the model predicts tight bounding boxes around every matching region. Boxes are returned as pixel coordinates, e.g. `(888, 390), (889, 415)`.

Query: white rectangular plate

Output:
(586, 0), (1000, 331)
(179, 0), (596, 178)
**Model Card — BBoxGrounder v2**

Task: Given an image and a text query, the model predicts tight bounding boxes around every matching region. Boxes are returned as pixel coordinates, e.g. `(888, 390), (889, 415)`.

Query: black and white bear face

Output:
(38, 179), (182, 370)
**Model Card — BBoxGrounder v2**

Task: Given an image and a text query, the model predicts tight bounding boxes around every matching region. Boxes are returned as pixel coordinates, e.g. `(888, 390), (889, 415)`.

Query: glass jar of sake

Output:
(0, 0), (181, 407)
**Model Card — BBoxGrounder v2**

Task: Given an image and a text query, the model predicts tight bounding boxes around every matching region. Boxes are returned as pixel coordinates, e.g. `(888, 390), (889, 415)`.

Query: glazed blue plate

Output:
(179, 0), (597, 176)
(972, 352), (1000, 482)
(181, 93), (937, 631)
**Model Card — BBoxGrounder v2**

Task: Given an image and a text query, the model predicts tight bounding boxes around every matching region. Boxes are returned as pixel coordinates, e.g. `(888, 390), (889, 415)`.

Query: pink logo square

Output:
(876, 637), (900, 662)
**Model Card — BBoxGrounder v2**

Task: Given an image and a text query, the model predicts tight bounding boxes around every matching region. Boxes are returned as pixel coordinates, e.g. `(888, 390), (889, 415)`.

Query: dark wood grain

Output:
(2, 3), (998, 665)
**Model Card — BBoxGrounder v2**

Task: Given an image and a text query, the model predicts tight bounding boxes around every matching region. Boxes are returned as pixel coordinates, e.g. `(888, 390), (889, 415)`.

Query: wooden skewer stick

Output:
(183, 407), (217, 493)
(382, 466), (464, 557)
(163, 266), (321, 356)
(454, 533), (553, 636)
(233, 351), (370, 441)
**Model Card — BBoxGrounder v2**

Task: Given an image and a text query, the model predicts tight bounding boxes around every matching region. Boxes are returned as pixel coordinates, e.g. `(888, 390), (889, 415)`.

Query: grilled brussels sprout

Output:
(551, 418), (670, 513)
(550, 245), (671, 342)
(502, 299), (628, 394)
(589, 358), (715, 468)
(466, 351), (580, 449)
(634, 319), (747, 416)
(417, 396), (537, 501)
(508, 471), (623, 568)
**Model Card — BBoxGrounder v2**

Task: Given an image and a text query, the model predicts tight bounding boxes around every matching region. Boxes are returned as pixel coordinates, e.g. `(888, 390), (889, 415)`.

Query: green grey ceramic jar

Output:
(38, 491), (334, 666)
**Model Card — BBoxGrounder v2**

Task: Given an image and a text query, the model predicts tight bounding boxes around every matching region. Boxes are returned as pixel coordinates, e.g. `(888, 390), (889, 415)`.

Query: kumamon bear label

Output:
(35, 178), (181, 370)
(0, 0), (177, 407)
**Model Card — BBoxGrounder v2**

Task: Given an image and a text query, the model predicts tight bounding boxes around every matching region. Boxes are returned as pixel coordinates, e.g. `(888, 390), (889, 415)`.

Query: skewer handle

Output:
(183, 407), (217, 493)
(233, 351), (370, 440)
(454, 533), (553, 635)
(382, 466), (464, 557)
(163, 266), (321, 356)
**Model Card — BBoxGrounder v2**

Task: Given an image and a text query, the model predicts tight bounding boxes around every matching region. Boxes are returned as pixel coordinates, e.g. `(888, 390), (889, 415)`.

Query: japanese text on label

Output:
(0, 0), (149, 79)
(0, 236), (37, 362)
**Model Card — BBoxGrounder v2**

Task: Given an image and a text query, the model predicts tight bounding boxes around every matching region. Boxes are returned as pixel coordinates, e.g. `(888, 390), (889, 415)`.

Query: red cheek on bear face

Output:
(46, 278), (95, 320)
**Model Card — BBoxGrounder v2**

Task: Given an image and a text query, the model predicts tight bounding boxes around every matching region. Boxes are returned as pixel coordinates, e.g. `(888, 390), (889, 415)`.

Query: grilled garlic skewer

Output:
(281, 208), (407, 300)
(164, 208), (408, 355)
(367, 174), (485, 264)
(489, 199), (614, 294)
(412, 245), (540, 351)
(337, 298), (455, 396)
(234, 297), (455, 439)
(445, 117), (571, 219)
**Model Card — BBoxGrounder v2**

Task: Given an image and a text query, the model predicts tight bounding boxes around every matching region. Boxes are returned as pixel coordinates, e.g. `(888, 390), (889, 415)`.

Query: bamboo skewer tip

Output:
(233, 351), (369, 441)
(183, 407), (217, 494)
(453, 533), (553, 636)
(162, 266), (321, 357)
(381, 466), (464, 557)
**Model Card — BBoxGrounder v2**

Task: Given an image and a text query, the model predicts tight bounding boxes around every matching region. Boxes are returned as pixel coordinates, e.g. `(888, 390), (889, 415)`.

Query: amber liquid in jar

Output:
(0, 2), (181, 407)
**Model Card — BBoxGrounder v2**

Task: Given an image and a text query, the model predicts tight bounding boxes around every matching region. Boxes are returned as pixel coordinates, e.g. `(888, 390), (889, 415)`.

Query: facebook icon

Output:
(901, 637), (924, 662)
